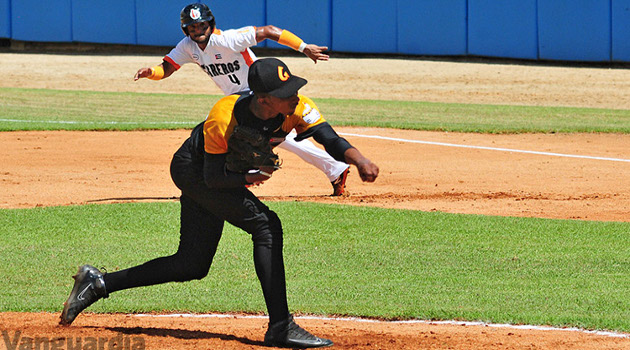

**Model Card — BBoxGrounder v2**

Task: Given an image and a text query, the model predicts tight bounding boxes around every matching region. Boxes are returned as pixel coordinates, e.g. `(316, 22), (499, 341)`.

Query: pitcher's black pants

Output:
(103, 147), (290, 325)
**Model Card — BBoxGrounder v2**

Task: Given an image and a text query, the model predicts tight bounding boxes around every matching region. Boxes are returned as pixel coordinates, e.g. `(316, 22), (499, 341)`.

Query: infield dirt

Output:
(1, 52), (629, 349)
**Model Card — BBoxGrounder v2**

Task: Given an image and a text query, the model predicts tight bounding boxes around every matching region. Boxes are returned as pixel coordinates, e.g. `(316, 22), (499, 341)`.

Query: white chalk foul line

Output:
(134, 313), (629, 339)
(339, 132), (630, 163)
(0, 118), (194, 125)
(3, 118), (624, 337)
(2, 118), (627, 163)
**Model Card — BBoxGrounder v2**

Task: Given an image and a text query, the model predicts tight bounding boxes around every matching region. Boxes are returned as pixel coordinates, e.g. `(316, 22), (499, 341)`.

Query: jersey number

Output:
(228, 74), (241, 85)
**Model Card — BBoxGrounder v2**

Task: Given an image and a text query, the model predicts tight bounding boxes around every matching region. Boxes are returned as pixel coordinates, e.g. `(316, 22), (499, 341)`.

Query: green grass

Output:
(1, 84), (629, 335)
(1, 87), (629, 133)
(1, 202), (629, 333)
(0, 88), (218, 131)
(321, 98), (630, 133)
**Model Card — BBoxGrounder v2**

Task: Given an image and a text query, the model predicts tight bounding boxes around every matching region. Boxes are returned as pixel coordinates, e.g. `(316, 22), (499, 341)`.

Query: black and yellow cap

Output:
(248, 58), (307, 98)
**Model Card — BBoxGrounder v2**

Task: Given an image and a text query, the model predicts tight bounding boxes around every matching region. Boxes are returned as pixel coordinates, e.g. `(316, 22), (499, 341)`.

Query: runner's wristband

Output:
(278, 30), (307, 53)
(148, 65), (164, 80)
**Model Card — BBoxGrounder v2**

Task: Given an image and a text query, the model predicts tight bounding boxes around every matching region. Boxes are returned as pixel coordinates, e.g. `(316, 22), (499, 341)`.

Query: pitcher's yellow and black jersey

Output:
(203, 93), (326, 154)
(178, 92), (353, 188)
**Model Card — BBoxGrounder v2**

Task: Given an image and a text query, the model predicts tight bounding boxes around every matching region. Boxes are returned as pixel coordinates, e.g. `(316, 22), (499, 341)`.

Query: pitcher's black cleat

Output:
(59, 264), (108, 326)
(264, 315), (333, 348)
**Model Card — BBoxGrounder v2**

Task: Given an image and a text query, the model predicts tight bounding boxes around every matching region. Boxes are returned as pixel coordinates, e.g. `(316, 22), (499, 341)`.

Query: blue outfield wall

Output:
(210, 0), (266, 47)
(136, 0), (195, 47)
(266, 0), (331, 50)
(210, 0), (265, 30)
(398, 1), (467, 56)
(137, 0), (267, 48)
(612, 0), (630, 61)
(468, 0), (538, 60)
(538, 0), (611, 62)
(11, 0), (72, 42)
(332, 0), (397, 54)
(2, 0), (630, 63)
(72, 0), (136, 45)
(0, 0), (9, 39)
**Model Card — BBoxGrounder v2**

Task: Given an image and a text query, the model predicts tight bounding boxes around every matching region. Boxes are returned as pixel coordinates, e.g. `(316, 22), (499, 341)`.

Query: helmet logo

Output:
(278, 66), (290, 81)
(190, 8), (201, 20)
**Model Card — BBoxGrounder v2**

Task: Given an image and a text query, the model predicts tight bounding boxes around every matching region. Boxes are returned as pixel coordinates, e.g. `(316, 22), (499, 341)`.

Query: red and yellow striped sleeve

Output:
(163, 56), (181, 70)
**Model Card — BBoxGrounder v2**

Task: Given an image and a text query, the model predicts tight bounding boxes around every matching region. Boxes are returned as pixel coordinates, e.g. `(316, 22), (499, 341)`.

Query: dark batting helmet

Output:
(180, 3), (215, 35)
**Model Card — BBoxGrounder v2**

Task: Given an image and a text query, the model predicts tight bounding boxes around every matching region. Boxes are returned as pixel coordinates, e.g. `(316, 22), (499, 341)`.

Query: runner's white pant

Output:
(277, 131), (349, 182)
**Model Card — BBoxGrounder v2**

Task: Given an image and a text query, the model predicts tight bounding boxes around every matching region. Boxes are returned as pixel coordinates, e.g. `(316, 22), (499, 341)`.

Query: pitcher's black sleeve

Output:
(203, 152), (249, 188)
(295, 122), (353, 162)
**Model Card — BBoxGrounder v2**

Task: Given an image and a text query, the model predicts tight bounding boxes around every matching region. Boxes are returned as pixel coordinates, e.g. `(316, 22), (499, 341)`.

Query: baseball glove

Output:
(225, 126), (281, 173)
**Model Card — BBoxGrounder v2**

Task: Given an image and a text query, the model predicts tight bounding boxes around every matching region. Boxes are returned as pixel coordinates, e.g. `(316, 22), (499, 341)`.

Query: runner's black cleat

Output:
(59, 264), (108, 326)
(331, 167), (349, 196)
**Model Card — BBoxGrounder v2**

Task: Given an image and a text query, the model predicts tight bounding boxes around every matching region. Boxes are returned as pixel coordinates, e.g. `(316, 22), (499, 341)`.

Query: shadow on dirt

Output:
(87, 325), (264, 346)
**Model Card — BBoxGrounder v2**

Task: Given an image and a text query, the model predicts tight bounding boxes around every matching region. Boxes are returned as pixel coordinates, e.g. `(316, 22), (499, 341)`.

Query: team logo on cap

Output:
(190, 8), (201, 20)
(278, 66), (290, 81)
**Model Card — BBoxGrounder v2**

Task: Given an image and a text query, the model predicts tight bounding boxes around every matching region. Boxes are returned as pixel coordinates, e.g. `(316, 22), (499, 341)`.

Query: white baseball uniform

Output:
(165, 27), (257, 95)
(164, 27), (349, 182)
